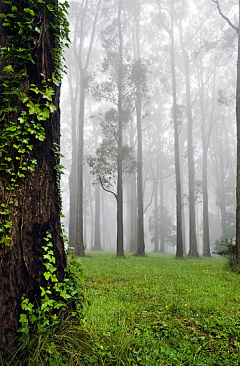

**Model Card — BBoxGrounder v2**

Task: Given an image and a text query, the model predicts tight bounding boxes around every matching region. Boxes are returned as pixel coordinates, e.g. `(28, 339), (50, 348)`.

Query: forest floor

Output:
(79, 252), (240, 365)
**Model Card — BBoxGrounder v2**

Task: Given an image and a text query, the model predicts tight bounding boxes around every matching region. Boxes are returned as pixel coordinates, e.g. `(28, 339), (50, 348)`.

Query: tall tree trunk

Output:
(129, 122), (137, 252)
(116, 0), (124, 257)
(219, 147), (227, 234)
(168, 8), (184, 258)
(153, 176), (159, 252)
(179, 28), (198, 257)
(136, 96), (145, 256)
(94, 183), (102, 250)
(134, 0), (145, 256)
(198, 51), (211, 257)
(0, 0), (66, 352)
(67, 63), (78, 249)
(236, 4), (240, 264)
(75, 81), (85, 256)
(159, 159), (165, 253)
(71, 0), (101, 256)
(202, 153), (211, 256)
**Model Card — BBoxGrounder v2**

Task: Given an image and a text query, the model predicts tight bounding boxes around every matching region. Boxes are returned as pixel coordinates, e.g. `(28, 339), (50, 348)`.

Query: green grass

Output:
(3, 252), (240, 365)
(80, 252), (240, 365)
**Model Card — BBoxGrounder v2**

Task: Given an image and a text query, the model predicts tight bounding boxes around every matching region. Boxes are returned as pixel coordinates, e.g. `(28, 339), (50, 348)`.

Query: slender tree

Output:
(212, 0), (240, 262)
(160, 0), (184, 257)
(69, 0), (102, 256)
(179, 20), (198, 257)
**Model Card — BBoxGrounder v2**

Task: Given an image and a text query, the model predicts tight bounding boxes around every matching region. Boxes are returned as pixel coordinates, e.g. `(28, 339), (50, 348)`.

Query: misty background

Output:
(59, 0), (237, 255)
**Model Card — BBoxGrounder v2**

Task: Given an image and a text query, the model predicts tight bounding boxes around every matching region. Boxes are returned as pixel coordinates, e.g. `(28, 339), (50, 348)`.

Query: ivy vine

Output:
(18, 231), (83, 339)
(0, 0), (69, 245)
(0, 0), (83, 339)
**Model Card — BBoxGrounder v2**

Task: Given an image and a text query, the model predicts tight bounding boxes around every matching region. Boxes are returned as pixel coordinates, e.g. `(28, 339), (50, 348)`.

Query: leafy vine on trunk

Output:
(0, 0), (69, 245)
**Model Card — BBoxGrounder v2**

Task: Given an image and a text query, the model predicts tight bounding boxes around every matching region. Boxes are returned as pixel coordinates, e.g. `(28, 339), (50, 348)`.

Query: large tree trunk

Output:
(0, 0), (66, 352)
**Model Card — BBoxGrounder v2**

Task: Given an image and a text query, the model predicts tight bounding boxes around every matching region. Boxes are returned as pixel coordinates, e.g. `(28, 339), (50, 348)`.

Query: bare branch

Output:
(143, 183), (154, 214)
(99, 176), (117, 200)
(212, 0), (238, 33)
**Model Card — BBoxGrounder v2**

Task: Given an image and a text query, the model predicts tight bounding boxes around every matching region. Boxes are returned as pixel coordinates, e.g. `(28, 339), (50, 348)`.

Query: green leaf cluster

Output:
(18, 231), (83, 339)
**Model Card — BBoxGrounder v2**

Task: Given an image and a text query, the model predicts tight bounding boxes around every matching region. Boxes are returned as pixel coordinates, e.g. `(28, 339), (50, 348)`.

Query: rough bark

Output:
(0, 0), (66, 352)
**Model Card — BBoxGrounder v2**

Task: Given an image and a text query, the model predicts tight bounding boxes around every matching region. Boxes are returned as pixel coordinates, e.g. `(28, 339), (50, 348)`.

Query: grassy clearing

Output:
(3, 252), (240, 365)
(80, 252), (240, 365)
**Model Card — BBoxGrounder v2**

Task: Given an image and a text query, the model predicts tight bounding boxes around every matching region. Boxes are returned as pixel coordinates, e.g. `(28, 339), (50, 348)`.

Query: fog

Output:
(60, 0), (237, 256)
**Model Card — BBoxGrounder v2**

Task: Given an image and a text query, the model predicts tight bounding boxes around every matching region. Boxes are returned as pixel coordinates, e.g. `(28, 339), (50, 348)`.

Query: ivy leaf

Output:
(35, 27), (41, 34)
(0, 235), (11, 246)
(43, 87), (55, 101)
(21, 95), (29, 103)
(23, 8), (35, 16)
(3, 65), (13, 73)
(27, 101), (40, 114)
(46, 102), (57, 113)
(42, 107), (50, 119)
(8, 125), (17, 131)
(30, 85), (40, 94)
(19, 313), (28, 324)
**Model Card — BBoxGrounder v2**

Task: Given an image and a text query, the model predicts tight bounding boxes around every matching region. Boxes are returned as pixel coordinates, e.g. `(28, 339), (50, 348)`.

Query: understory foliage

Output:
(1, 253), (85, 366)
(18, 240), (84, 341)
(215, 240), (239, 271)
